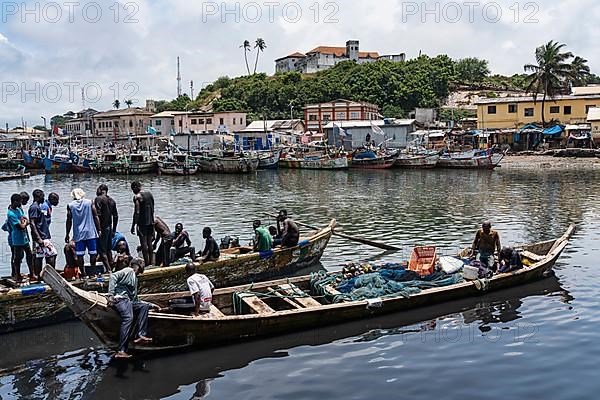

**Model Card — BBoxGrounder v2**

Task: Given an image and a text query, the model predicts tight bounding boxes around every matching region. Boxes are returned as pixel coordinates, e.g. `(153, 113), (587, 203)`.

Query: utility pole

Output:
(190, 80), (194, 100)
(177, 57), (182, 98)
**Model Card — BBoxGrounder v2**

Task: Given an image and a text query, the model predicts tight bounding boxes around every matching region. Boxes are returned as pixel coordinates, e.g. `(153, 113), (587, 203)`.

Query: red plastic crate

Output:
(409, 246), (437, 276)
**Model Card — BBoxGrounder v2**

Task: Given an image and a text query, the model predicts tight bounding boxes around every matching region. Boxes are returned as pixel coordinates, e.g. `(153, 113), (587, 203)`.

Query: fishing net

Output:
(311, 263), (463, 304)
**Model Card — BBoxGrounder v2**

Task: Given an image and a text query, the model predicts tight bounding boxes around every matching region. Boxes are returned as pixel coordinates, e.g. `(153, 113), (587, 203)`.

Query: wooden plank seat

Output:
(267, 287), (304, 309)
(520, 250), (545, 262)
(277, 284), (321, 308)
(209, 304), (225, 317)
(239, 293), (276, 314)
(323, 284), (342, 296)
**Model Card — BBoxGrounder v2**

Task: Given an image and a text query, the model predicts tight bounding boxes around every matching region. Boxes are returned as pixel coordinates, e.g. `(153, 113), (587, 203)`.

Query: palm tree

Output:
(253, 38), (267, 74)
(240, 40), (252, 75)
(124, 99), (133, 108)
(524, 40), (574, 127)
(569, 56), (591, 87)
(113, 99), (121, 109)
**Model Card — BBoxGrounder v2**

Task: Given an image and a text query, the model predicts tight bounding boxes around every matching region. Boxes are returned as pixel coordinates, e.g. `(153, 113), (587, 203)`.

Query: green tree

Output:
(568, 56), (591, 87)
(240, 40), (252, 75)
(381, 104), (405, 118)
(113, 99), (121, 109)
(124, 99), (134, 108)
(456, 57), (490, 85)
(253, 38), (267, 74)
(524, 40), (574, 127)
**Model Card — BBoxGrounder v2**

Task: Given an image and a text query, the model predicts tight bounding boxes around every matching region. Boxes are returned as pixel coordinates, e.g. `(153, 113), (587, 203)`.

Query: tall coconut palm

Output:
(240, 40), (252, 75)
(124, 99), (133, 108)
(113, 99), (120, 109)
(253, 38), (267, 74)
(524, 40), (574, 127)
(569, 56), (591, 87)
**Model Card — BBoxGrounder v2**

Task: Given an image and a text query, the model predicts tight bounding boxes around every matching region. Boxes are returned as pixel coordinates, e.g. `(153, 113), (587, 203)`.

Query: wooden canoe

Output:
(0, 173), (30, 181)
(41, 225), (574, 353)
(0, 220), (336, 333)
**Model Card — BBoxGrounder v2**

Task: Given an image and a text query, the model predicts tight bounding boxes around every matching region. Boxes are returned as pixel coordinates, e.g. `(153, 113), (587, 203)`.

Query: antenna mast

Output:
(177, 57), (182, 97)
(190, 80), (194, 100)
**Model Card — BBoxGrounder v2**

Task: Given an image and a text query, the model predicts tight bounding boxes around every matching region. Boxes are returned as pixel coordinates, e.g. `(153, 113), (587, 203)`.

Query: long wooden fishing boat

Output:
(114, 154), (158, 175)
(0, 172), (30, 181)
(194, 154), (259, 174)
(41, 225), (574, 353)
(257, 149), (282, 170)
(158, 154), (199, 176)
(90, 153), (119, 173)
(21, 149), (45, 169)
(279, 155), (349, 170)
(0, 220), (335, 333)
(437, 150), (504, 170)
(394, 154), (440, 169)
(350, 150), (396, 170)
(44, 154), (73, 174)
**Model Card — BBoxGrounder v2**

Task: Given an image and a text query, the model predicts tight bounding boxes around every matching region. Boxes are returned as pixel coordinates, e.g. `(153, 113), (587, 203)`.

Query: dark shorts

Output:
(98, 227), (113, 255)
(75, 239), (97, 256)
(137, 224), (154, 237)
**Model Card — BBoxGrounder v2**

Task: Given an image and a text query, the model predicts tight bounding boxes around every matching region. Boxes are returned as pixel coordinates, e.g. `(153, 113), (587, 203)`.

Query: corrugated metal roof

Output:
(323, 119), (415, 129)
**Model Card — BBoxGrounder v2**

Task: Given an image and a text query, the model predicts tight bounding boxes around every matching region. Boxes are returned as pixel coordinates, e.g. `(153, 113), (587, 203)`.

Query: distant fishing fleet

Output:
(0, 142), (505, 175)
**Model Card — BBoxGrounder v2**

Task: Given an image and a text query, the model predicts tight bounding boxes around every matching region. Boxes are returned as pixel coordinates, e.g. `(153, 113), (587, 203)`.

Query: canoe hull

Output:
(1, 220), (335, 333)
(437, 154), (504, 169)
(21, 150), (45, 169)
(394, 155), (439, 169)
(279, 157), (348, 170)
(114, 161), (158, 175)
(158, 161), (199, 176)
(195, 156), (259, 174)
(44, 157), (73, 174)
(42, 225), (574, 351)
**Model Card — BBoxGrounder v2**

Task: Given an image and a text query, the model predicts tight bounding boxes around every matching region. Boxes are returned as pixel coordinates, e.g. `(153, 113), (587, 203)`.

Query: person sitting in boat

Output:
(170, 223), (195, 263)
(15, 164), (26, 175)
(185, 263), (215, 317)
(268, 226), (281, 247)
(107, 258), (153, 359)
(253, 220), (273, 252)
(63, 240), (80, 280)
(471, 221), (501, 270)
(113, 239), (133, 272)
(498, 247), (523, 273)
(199, 227), (220, 263)
(152, 217), (173, 267)
(277, 210), (299, 248)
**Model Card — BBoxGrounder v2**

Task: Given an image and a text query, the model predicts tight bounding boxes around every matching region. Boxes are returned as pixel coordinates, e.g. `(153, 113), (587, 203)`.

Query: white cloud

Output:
(1, 0), (599, 126)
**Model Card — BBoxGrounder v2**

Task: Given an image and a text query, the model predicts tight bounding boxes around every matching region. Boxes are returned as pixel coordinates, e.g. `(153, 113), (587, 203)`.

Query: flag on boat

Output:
(370, 121), (386, 144)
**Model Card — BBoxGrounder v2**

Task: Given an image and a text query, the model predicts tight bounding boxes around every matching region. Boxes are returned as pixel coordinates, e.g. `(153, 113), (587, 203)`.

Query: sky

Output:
(1, 0), (599, 127)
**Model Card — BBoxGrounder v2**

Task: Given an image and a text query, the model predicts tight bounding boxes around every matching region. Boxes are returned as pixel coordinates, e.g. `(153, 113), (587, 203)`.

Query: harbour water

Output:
(0, 168), (598, 399)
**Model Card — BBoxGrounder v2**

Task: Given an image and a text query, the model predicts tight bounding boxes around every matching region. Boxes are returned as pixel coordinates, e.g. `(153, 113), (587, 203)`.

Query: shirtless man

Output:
(152, 217), (172, 267)
(130, 182), (155, 267)
(277, 210), (299, 248)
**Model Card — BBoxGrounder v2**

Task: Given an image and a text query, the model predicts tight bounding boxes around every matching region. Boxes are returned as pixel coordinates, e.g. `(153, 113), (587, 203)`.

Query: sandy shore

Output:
(501, 155), (600, 170)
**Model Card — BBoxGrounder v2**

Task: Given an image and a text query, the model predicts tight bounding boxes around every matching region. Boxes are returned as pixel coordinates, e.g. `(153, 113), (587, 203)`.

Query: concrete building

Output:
(587, 107), (600, 144)
(323, 119), (416, 149)
(64, 108), (99, 136)
(92, 107), (154, 137)
(172, 111), (247, 135)
(149, 111), (181, 136)
(476, 87), (600, 130)
(304, 99), (381, 133)
(237, 119), (305, 150)
(275, 40), (405, 74)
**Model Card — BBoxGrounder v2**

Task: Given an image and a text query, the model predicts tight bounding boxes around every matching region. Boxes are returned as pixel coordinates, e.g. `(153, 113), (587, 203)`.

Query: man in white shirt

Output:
(185, 263), (214, 316)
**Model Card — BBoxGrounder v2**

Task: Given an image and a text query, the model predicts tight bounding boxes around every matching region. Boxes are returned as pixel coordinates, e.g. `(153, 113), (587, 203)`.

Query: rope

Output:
(74, 291), (101, 318)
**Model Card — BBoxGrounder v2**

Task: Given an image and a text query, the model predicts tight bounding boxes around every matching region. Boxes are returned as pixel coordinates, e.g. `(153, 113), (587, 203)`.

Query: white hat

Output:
(71, 188), (85, 200)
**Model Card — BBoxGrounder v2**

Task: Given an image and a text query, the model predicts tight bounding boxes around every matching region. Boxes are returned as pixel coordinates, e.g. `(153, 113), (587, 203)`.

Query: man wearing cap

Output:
(253, 220), (273, 252)
(472, 221), (501, 270)
(65, 188), (101, 277)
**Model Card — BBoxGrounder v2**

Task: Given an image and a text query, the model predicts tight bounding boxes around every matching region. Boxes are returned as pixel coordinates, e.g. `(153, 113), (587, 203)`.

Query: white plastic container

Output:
(439, 256), (465, 274)
(463, 265), (479, 281)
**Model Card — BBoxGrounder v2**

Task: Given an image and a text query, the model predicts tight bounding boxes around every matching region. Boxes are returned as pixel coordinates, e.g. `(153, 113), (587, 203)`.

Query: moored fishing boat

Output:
(21, 149), (45, 169)
(114, 153), (158, 175)
(41, 225), (574, 352)
(194, 153), (259, 174)
(257, 149), (282, 170)
(350, 149), (396, 169)
(44, 153), (73, 174)
(437, 149), (504, 169)
(158, 154), (199, 176)
(0, 220), (336, 333)
(0, 172), (30, 181)
(279, 155), (348, 170)
(394, 154), (440, 169)
(90, 152), (119, 173)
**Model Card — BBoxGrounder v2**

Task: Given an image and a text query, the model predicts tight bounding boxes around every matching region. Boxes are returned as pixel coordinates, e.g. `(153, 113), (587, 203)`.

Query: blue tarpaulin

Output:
(543, 125), (564, 137)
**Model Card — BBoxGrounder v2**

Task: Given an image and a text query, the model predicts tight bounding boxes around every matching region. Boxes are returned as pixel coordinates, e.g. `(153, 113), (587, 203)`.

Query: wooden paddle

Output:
(264, 213), (401, 252)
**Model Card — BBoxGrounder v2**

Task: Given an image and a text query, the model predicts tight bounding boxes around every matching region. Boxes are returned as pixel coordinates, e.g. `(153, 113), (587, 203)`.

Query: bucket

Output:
(463, 265), (479, 281)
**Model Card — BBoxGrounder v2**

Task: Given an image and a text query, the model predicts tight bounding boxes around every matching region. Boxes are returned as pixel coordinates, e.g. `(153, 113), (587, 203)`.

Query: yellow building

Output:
(476, 93), (600, 130)
(587, 107), (600, 143)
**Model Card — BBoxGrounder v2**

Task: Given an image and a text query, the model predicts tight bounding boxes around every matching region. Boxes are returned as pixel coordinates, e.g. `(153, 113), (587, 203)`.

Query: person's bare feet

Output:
(134, 336), (153, 345)
(114, 351), (132, 359)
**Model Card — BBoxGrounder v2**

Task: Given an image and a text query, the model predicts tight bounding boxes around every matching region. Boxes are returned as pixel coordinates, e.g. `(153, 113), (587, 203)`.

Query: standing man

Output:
(65, 189), (101, 277)
(107, 258), (153, 359)
(95, 184), (119, 273)
(170, 223), (194, 264)
(253, 220), (273, 252)
(41, 192), (60, 226)
(277, 210), (299, 248)
(6, 194), (33, 282)
(130, 181), (155, 267)
(472, 221), (502, 270)
(29, 190), (57, 277)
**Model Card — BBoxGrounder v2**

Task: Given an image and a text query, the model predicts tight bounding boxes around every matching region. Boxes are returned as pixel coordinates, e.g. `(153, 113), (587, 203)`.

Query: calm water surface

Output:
(0, 168), (598, 399)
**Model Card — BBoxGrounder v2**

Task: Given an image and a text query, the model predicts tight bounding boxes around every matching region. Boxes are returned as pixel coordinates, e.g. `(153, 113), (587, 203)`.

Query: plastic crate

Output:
(409, 246), (437, 276)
